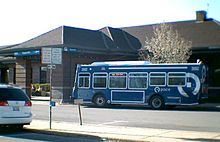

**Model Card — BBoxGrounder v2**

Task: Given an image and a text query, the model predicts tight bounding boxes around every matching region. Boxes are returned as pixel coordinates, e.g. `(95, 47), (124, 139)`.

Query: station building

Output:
(0, 11), (219, 102)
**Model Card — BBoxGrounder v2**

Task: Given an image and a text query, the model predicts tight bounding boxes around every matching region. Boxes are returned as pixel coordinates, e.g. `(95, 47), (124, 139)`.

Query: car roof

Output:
(0, 84), (21, 89)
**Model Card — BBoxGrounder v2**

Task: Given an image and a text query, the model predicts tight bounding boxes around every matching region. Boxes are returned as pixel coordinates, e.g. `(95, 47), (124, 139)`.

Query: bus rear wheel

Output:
(150, 95), (164, 110)
(94, 95), (106, 107)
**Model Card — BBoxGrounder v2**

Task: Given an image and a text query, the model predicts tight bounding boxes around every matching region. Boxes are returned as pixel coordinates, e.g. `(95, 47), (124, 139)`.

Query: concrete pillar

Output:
(16, 57), (32, 98)
(8, 66), (15, 84)
(32, 65), (40, 83)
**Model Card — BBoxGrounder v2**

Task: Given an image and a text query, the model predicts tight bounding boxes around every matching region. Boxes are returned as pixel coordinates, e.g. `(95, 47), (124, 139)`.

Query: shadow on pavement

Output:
(183, 138), (220, 142)
(26, 128), (122, 142)
(0, 127), (25, 134)
(0, 128), (115, 142)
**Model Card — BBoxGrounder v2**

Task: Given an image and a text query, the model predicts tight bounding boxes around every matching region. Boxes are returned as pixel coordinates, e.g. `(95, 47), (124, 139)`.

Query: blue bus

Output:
(72, 61), (208, 109)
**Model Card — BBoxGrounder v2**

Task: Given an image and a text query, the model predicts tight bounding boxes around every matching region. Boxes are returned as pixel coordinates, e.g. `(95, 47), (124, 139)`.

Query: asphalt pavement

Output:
(29, 98), (220, 142)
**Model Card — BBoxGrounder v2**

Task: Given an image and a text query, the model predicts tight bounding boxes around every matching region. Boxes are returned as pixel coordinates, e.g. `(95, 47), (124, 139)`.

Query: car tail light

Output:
(25, 101), (32, 106)
(0, 101), (8, 106)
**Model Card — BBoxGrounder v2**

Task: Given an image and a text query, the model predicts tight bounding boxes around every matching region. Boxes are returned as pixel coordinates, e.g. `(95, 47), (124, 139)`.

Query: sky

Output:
(0, 0), (219, 46)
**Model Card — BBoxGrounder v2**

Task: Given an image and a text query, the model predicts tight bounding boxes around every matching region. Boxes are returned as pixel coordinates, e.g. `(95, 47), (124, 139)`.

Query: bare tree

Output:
(139, 23), (192, 63)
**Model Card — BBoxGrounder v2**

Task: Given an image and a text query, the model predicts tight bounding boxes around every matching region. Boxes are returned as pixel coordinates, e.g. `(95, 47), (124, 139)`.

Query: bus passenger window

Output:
(78, 73), (90, 88)
(149, 73), (166, 86)
(168, 73), (186, 86)
(129, 73), (148, 89)
(93, 73), (107, 88)
(109, 73), (126, 89)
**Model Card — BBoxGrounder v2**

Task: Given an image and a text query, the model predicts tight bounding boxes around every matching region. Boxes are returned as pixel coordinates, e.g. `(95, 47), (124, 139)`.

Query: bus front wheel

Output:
(94, 95), (106, 107)
(150, 95), (164, 110)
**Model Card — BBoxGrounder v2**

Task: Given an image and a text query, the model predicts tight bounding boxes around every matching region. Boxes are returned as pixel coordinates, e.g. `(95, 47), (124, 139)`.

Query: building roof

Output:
(99, 27), (141, 52)
(121, 19), (220, 49)
(0, 26), (139, 56)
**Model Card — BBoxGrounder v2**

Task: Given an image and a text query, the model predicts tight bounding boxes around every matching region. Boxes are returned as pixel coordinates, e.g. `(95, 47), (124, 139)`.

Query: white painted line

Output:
(96, 120), (128, 126)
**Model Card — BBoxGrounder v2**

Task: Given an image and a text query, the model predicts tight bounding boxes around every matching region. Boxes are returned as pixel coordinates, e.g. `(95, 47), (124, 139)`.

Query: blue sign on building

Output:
(63, 47), (78, 52)
(14, 50), (40, 57)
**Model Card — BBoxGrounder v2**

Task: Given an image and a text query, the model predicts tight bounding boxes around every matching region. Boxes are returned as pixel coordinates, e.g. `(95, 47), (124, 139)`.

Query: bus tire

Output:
(150, 95), (164, 110)
(93, 95), (106, 107)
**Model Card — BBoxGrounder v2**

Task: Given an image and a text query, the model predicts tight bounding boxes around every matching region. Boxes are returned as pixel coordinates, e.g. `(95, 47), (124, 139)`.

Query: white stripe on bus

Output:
(109, 67), (188, 70)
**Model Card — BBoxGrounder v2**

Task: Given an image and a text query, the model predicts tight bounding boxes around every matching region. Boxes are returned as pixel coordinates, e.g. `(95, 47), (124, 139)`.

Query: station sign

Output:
(52, 48), (62, 64)
(42, 48), (51, 64)
(42, 48), (62, 64)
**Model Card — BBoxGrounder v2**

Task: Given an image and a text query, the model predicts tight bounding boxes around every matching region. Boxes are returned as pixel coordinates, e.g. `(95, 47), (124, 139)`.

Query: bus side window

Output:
(149, 72), (166, 86)
(109, 72), (127, 89)
(93, 73), (107, 88)
(168, 72), (186, 87)
(78, 73), (90, 88)
(129, 72), (148, 89)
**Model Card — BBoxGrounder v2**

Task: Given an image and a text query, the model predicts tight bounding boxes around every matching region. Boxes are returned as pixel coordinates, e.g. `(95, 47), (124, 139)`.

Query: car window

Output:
(0, 88), (30, 101)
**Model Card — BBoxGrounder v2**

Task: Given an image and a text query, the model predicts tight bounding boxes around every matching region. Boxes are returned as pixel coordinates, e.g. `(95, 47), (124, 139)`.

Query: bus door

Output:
(77, 73), (93, 101)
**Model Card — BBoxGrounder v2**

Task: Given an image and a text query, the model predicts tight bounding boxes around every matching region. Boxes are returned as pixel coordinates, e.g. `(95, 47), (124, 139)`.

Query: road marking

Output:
(96, 120), (128, 126)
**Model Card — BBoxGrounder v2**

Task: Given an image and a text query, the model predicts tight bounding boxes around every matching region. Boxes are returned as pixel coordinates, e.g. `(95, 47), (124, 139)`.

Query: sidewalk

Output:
(25, 120), (220, 142)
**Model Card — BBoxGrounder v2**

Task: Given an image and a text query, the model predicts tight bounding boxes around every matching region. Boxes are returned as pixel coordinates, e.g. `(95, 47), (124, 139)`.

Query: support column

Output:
(16, 57), (32, 98)
(8, 66), (15, 84)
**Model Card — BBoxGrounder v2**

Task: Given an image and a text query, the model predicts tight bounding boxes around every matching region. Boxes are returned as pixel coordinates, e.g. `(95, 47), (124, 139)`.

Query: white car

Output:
(0, 84), (32, 128)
